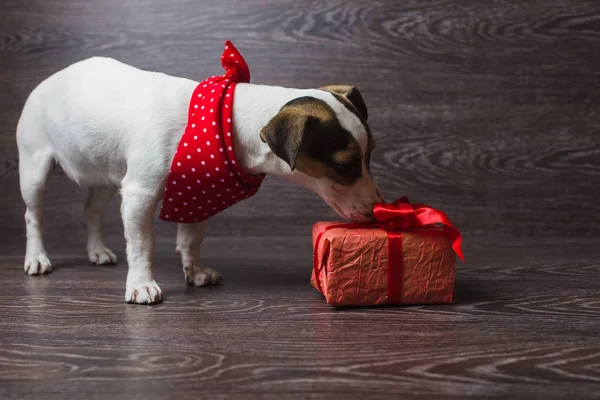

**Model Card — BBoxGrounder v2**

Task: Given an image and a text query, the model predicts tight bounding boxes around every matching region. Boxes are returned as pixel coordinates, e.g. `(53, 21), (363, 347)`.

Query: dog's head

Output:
(260, 84), (383, 222)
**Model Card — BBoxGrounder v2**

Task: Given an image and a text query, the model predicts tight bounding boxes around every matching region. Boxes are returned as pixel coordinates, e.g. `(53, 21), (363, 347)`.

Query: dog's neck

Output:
(231, 83), (320, 178)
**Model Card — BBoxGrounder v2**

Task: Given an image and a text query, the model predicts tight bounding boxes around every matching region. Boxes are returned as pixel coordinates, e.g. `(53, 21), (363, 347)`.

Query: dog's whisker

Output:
(287, 187), (308, 200)
(325, 209), (339, 218)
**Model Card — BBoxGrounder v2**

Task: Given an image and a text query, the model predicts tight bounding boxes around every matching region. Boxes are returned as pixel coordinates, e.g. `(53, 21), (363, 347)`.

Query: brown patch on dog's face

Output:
(260, 96), (363, 186)
(320, 84), (368, 121)
(296, 132), (362, 186)
(321, 85), (376, 173)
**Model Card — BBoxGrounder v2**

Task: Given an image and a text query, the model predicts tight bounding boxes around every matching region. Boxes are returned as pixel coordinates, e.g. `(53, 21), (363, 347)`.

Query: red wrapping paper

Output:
(311, 197), (463, 307)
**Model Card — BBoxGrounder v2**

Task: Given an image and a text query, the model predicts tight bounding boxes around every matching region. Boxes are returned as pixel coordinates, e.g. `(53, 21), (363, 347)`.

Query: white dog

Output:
(16, 42), (382, 304)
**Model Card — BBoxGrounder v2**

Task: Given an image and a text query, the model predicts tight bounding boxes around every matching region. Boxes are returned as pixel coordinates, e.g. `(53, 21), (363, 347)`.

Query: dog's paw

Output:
(88, 245), (117, 265)
(24, 252), (52, 275)
(125, 281), (163, 304)
(185, 265), (222, 287)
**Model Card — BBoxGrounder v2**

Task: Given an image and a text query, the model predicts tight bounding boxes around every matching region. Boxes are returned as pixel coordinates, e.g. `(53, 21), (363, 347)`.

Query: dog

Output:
(16, 43), (383, 304)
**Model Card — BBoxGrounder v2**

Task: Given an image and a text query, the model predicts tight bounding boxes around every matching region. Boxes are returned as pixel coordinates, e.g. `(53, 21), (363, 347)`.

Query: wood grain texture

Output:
(1, 1), (600, 397)
(1, 235), (600, 399)
(1, 0), (600, 236)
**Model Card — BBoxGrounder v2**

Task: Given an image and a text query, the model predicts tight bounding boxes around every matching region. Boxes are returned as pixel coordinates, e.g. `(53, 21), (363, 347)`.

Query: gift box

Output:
(311, 197), (464, 307)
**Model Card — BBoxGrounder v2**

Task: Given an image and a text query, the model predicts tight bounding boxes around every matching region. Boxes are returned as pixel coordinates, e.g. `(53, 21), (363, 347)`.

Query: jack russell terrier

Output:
(16, 41), (383, 304)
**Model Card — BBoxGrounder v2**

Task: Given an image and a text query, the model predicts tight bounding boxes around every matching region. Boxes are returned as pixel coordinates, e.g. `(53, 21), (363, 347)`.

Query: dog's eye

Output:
(334, 161), (361, 175)
(332, 154), (362, 177)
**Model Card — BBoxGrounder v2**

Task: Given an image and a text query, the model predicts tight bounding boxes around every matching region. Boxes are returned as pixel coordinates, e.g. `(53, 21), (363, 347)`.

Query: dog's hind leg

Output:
(85, 185), (118, 265)
(17, 123), (54, 275)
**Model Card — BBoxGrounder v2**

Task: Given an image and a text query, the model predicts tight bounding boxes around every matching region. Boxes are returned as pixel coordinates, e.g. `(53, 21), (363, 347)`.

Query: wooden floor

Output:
(2, 0), (600, 398)
(0, 234), (599, 399)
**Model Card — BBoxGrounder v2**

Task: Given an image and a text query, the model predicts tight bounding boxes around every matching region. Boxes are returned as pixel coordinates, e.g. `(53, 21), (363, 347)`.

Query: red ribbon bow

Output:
(313, 197), (464, 304)
(373, 196), (464, 261)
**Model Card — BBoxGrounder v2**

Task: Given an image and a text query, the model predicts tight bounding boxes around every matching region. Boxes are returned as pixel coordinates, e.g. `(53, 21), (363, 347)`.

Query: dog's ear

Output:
(260, 107), (315, 171)
(320, 84), (368, 121)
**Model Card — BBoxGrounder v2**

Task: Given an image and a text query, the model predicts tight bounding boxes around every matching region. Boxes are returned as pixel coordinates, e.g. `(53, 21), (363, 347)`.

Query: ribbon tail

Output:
(413, 207), (465, 262)
(444, 226), (464, 262)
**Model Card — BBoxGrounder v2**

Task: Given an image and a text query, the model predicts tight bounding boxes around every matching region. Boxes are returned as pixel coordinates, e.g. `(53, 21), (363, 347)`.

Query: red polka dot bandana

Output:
(160, 41), (265, 223)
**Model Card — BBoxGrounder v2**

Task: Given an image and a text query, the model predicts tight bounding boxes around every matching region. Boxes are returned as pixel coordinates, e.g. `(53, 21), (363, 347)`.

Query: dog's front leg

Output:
(176, 222), (221, 286)
(121, 184), (163, 304)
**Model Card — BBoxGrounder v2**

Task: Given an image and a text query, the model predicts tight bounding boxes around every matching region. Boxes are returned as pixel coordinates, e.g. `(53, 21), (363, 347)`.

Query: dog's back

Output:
(17, 56), (195, 186)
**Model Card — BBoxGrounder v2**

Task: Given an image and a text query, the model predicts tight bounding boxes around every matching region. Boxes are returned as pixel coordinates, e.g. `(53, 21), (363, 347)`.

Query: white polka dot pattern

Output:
(159, 41), (264, 223)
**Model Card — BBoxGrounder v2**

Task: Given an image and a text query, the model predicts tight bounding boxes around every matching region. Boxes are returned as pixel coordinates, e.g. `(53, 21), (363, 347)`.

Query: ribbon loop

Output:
(370, 198), (464, 262)
(373, 202), (415, 230)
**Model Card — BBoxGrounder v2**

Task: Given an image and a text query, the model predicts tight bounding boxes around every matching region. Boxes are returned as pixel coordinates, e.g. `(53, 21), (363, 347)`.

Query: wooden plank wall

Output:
(1, 0), (599, 241)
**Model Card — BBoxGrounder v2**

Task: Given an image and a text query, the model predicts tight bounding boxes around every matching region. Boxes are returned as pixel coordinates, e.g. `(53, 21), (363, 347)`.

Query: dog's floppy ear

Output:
(320, 84), (368, 121)
(260, 107), (314, 171)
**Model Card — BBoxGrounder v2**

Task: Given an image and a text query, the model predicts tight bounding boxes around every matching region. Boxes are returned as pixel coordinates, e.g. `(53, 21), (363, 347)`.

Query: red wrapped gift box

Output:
(311, 197), (464, 307)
